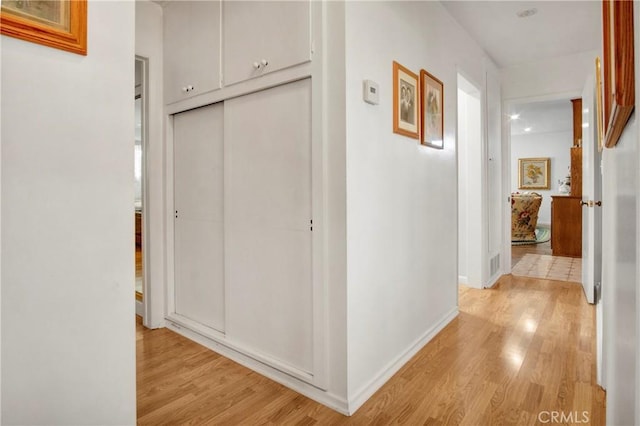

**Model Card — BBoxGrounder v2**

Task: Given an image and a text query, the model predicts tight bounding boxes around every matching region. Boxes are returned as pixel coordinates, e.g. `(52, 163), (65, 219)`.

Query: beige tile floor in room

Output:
(512, 253), (582, 282)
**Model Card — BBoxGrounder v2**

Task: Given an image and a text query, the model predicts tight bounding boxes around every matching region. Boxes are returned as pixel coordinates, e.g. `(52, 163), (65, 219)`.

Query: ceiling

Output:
(441, 1), (602, 68)
(509, 99), (572, 136)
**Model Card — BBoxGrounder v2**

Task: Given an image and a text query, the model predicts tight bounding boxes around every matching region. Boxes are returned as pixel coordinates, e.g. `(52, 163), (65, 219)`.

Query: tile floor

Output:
(511, 253), (582, 283)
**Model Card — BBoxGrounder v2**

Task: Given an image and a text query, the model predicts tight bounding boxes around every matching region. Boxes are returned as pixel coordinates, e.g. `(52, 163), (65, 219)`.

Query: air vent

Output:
(490, 254), (501, 277)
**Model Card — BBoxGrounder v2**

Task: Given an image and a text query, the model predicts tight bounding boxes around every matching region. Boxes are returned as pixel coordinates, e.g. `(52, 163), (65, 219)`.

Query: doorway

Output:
(457, 73), (483, 288)
(507, 98), (582, 283)
(135, 57), (148, 319)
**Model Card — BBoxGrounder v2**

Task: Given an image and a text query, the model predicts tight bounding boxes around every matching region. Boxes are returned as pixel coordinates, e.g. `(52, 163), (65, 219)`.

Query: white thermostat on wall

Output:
(363, 79), (379, 105)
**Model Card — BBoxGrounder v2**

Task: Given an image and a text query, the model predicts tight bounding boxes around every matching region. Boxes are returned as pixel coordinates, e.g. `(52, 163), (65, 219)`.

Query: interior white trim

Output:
(485, 272), (502, 289)
(165, 319), (348, 414)
(347, 308), (459, 415)
(458, 275), (468, 285)
(135, 299), (144, 317)
(166, 312), (315, 384)
(165, 62), (312, 116)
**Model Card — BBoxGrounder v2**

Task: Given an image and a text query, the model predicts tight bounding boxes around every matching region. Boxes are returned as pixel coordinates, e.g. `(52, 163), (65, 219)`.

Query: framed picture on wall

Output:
(595, 57), (605, 152)
(393, 61), (419, 139)
(420, 69), (444, 149)
(0, 0), (87, 55)
(518, 157), (550, 190)
(601, 0), (634, 148)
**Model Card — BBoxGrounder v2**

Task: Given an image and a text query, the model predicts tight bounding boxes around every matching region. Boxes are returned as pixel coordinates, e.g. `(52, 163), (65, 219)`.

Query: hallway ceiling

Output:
(509, 99), (572, 136)
(441, 1), (602, 68)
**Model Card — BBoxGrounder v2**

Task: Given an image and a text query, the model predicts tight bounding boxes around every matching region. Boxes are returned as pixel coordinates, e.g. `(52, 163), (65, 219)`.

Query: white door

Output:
(225, 79), (313, 374)
(581, 75), (602, 305)
(174, 103), (225, 332)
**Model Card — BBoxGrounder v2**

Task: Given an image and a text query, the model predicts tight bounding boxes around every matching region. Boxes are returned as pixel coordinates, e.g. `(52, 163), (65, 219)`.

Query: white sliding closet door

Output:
(225, 79), (313, 374)
(174, 103), (225, 332)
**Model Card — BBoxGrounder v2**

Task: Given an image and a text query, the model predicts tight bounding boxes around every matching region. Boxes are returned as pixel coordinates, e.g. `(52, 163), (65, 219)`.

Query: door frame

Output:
(501, 91), (582, 274)
(135, 55), (152, 323)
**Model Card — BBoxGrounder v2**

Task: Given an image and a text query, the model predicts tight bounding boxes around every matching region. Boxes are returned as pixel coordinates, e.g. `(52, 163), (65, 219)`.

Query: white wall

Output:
(343, 1), (497, 410)
(502, 50), (600, 101)
(510, 130), (573, 225)
(1, 1), (136, 424)
(602, 5), (639, 425)
(602, 112), (637, 426)
(322, 0), (349, 403)
(136, 0), (165, 329)
(0, 28), (3, 417)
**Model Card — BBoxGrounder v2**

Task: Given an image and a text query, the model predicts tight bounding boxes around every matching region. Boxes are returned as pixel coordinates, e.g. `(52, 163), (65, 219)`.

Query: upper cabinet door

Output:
(164, 1), (221, 105)
(223, 1), (311, 86)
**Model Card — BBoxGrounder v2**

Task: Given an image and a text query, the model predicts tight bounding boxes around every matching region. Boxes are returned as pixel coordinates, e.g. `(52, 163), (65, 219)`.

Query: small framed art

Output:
(518, 158), (550, 190)
(393, 61), (419, 139)
(0, 0), (87, 55)
(420, 69), (444, 149)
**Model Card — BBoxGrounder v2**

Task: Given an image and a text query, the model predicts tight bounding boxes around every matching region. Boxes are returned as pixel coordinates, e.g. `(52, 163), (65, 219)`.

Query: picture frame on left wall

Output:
(0, 0), (87, 55)
(393, 61), (420, 139)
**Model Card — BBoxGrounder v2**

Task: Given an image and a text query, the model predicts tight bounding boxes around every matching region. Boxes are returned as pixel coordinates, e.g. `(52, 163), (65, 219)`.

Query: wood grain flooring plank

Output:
(136, 274), (605, 424)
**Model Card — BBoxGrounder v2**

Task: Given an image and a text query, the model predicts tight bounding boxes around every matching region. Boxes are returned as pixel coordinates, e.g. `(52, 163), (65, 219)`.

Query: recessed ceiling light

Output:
(516, 8), (538, 18)
(510, 113), (520, 120)
(524, 127), (532, 132)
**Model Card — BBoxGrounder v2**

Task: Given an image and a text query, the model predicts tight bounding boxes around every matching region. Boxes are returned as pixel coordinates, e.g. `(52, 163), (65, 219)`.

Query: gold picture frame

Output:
(393, 61), (420, 139)
(0, 0), (87, 55)
(420, 69), (444, 149)
(518, 158), (550, 190)
(602, 0), (634, 148)
(595, 57), (604, 153)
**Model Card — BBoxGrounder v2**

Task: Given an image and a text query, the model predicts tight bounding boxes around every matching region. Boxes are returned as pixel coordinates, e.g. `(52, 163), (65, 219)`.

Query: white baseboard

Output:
(485, 272), (503, 289)
(346, 307), (459, 415)
(458, 275), (468, 285)
(135, 299), (144, 317)
(165, 319), (349, 415)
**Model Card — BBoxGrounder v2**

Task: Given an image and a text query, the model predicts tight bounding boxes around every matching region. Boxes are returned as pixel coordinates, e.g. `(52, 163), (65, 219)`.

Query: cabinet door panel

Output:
(222, 1), (265, 86)
(223, 1), (310, 86)
(174, 103), (225, 332)
(225, 79), (313, 373)
(164, 1), (221, 104)
(260, 1), (311, 76)
(164, 1), (191, 104)
(189, 1), (221, 97)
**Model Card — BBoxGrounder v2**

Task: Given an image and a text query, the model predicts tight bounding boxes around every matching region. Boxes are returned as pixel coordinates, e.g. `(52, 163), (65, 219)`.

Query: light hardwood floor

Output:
(137, 274), (605, 425)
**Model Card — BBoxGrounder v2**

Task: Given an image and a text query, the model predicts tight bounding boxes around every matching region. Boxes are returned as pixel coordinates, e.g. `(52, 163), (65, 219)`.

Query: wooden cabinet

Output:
(551, 195), (582, 257)
(164, 1), (221, 104)
(570, 146), (582, 197)
(135, 211), (142, 247)
(571, 98), (583, 146)
(222, 0), (311, 86)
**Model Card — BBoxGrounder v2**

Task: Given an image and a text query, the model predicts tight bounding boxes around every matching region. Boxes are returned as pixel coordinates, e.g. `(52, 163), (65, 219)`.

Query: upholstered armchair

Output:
(511, 192), (542, 242)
